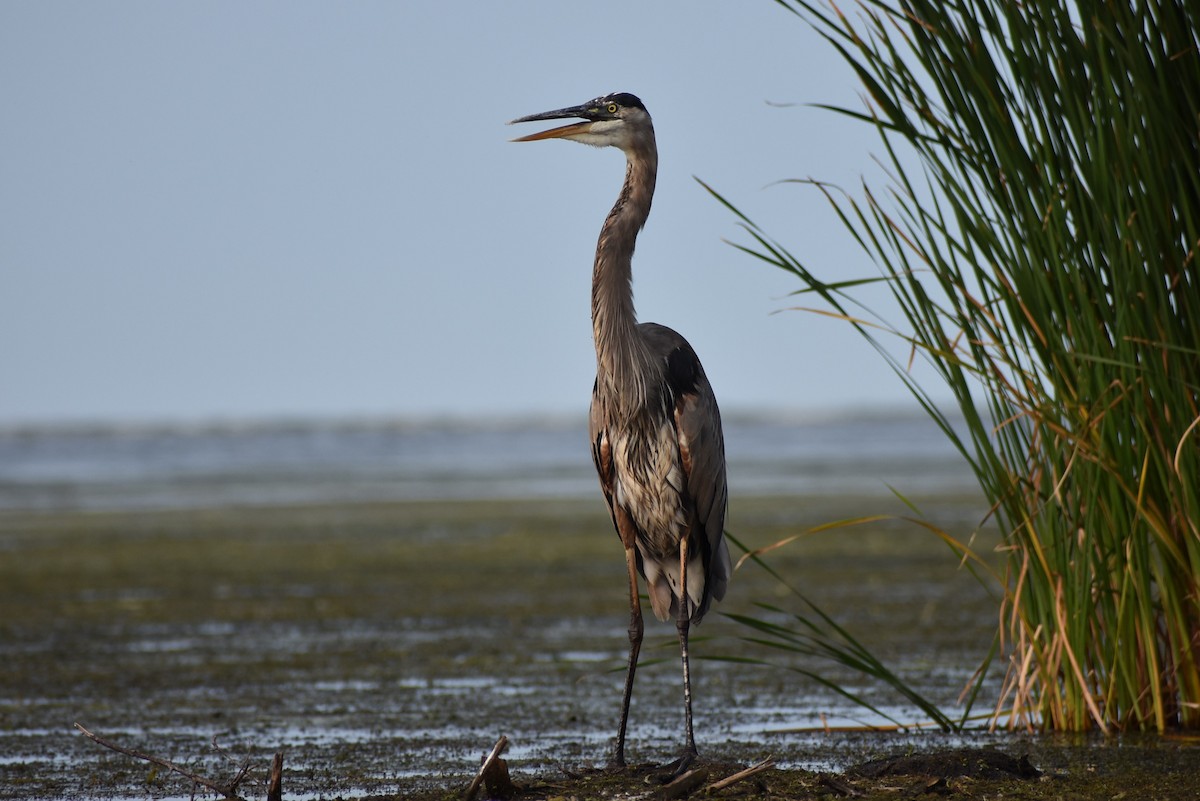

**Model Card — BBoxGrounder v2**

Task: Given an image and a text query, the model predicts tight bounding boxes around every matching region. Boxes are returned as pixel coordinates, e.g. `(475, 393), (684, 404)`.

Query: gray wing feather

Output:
(642, 324), (730, 622)
(672, 361), (730, 619)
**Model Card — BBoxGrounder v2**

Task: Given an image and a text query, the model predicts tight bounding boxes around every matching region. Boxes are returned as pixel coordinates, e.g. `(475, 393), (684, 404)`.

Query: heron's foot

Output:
(652, 749), (697, 781)
(604, 751), (627, 773)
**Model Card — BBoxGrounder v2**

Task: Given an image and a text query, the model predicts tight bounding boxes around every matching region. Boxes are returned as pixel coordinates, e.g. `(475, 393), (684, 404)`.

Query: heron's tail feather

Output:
(707, 536), (732, 605)
(642, 549), (714, 624)
(647, 573), (674, 623)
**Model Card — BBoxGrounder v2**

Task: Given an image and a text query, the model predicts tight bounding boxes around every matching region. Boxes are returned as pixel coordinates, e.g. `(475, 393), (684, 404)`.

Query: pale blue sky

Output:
(2, 2), (941, 425)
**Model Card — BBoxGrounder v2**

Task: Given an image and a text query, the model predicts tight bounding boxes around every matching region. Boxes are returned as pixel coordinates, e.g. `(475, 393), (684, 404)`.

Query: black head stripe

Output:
(599, 92), (646, 112)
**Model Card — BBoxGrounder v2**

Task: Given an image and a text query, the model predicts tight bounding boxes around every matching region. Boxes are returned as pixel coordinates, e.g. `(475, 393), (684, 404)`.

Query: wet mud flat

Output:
(2, 496), (1199, 800)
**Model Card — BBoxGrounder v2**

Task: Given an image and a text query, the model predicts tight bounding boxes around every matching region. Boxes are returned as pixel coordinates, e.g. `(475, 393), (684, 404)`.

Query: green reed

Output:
(716, 0), (1200, 731)
(717, 526), (992, 732)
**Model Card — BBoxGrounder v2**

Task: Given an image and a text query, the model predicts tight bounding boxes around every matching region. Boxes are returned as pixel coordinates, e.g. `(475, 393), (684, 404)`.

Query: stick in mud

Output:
(267, 751), (284, 801)
(703, 756), (776, 793)
(463, 734), (510, 801)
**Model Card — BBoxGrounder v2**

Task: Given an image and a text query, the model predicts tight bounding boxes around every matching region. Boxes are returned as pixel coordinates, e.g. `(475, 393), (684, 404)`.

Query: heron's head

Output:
(509, 92), (653, 153)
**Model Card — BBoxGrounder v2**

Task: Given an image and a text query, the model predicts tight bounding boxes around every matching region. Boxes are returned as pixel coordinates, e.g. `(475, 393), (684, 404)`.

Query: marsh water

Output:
(2, 413), (1196, 799)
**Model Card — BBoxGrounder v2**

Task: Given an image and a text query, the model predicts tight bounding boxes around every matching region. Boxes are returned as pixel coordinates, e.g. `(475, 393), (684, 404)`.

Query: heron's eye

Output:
(607, 103), (618, 114)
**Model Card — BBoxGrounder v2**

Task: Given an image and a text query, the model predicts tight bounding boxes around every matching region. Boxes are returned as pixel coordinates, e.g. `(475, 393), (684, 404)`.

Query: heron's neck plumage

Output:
(592, 143), (657, 412)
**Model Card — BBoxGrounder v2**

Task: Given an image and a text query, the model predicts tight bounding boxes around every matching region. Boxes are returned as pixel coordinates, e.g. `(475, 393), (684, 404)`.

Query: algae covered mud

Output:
(2, 416), (1198, 799)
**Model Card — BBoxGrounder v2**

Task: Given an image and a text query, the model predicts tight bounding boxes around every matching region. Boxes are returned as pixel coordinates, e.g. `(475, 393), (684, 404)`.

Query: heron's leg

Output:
(611, 543), (643, 769)
(675, 536), (698, 771)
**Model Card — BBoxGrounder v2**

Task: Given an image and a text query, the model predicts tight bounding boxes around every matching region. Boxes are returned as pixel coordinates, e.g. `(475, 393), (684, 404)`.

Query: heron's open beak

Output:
(508, 104), (597, 142)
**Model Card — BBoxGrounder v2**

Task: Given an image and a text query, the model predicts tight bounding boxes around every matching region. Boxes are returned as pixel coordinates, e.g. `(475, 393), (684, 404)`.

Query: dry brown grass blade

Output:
(733, 516), (891, 571)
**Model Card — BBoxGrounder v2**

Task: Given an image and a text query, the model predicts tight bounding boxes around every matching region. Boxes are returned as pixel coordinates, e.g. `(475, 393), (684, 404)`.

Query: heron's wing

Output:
(649, 325), (731, 618)
(670, 359), (731, 614)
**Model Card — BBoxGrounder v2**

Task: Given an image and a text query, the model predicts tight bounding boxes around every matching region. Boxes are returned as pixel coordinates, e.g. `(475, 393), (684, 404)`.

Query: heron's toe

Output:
(649, 751), (697, 782)
(604, 754), (627, 773)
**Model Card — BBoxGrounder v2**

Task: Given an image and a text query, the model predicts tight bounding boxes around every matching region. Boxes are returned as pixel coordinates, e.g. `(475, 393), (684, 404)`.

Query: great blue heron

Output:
(510, 92), (731, 772)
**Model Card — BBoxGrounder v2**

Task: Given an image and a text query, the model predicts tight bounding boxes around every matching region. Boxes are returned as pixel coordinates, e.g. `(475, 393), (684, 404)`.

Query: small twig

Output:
(703, 755), (776, 793)
(818, 772), (865, 797)
(463, 734), (509, 801)
(210, 734), (253, 795)
(74, 722), (247, 800)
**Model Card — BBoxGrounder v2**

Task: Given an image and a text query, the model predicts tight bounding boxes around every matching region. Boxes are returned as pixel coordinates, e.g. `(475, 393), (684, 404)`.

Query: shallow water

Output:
(0, 488), (1010, 800)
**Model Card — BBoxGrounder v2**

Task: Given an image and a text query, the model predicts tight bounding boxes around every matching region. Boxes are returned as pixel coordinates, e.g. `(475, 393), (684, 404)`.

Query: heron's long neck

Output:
(592, 146), (657, 407)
